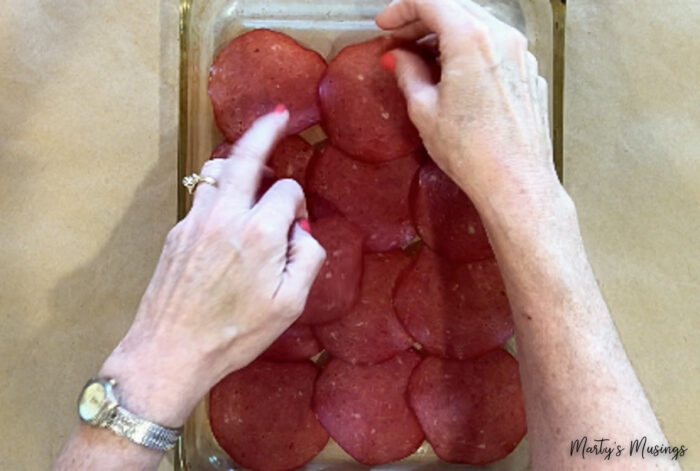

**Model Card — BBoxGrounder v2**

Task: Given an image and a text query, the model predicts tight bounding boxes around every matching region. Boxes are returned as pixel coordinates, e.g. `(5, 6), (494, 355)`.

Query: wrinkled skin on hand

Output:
(100, 111), (325, 427)
(376, 0), (555, 209)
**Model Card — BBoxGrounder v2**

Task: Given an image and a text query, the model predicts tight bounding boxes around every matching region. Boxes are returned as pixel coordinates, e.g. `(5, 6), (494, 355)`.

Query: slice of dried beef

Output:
(319, 36), (421, 162)
(394, 246), (513, 360)
(297, 217), (364, 325)
(210, 360), (328, 471)
(307, 144), (419, 252)
(407, 350), (527, 464)
(313, 351), (424, 465)
(314, 251), (415, 365)
(209, 29), (326, 142)
(411, 161), (493, 262)
(260, 323), (321, 362)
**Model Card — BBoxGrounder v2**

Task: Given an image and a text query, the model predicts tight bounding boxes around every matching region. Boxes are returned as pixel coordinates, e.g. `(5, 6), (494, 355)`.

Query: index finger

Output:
(216, 107), (290, 212)
(375, 0), (469, 35)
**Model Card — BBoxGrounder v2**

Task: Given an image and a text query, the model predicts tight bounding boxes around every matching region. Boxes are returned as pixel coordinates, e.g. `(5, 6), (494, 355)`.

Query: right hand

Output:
(376, 0), (557, 211)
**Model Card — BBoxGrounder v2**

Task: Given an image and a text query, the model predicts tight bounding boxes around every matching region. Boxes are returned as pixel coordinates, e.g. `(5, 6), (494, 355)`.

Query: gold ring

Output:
(182, 173), (217, 195)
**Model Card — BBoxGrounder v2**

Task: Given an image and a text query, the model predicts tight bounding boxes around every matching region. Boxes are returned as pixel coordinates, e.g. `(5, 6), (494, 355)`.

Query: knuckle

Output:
(199, 205), (231, 239)
(406, 96), (427, 120)
(465, 22), (490, 45)
(526, 52), (539, 72)
(164, 220), (188, 249)
(508, 29), (529, 51)
(309, 238), (327, 266)
(245, 217), (278, 242)
(271, 178), (305, 200)
(200, 159), (223, 177)
(280, 295), (306, 318)
(166, 220), (184, 241)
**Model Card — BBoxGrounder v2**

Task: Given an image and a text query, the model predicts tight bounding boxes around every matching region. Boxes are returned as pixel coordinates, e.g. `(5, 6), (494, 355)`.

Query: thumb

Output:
(382, 48), (438, 123)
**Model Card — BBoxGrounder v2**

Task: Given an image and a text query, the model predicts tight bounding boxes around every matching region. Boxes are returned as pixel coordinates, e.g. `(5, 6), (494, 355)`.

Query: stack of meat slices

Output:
(206, 29), (526, 471)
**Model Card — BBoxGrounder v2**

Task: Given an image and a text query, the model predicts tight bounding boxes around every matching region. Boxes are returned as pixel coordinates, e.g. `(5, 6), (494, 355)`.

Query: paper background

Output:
(564, 1), (699, 465)
(0, 1), (179, 469)
(0, 0), (697, 470)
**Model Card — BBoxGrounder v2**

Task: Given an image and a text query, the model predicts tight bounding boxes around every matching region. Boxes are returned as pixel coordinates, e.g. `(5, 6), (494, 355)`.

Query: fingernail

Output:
(380, 51), (396, 73)
(274, 104), (287, 114)
(299, 218), (311, 234)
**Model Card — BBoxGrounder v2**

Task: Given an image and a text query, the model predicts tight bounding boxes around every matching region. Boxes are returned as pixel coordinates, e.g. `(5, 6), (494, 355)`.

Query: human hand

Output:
(99, 110), (325, 427)
(376, 0), (557, 212)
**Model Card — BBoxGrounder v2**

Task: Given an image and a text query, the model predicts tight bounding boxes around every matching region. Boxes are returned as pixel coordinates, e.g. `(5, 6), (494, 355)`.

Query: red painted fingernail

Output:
(274, 104), (287, 114)
(380, 51), (396, 73)
(299, 218), (311, 234)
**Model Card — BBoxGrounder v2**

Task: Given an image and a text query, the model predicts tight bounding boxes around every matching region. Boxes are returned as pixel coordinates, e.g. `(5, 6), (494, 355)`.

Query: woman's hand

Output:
(376, 0), (558, 213)
(99, 110), (326, 427)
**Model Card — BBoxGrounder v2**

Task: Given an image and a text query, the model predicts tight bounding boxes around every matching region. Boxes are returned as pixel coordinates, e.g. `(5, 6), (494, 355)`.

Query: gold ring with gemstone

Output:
(182, 173), (217, 195)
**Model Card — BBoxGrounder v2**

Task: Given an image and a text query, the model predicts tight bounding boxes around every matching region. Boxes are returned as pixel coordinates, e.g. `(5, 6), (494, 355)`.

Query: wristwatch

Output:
(77, 378), (181, 451)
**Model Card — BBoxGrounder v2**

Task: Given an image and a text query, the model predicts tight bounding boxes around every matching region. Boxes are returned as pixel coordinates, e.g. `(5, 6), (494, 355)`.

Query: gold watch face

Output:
(78, 381), (108, 423)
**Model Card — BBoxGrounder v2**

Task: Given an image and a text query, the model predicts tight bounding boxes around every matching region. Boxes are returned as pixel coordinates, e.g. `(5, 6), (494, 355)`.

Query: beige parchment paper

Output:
(0, 1), (179, 470)
(564, 1), (700, 467)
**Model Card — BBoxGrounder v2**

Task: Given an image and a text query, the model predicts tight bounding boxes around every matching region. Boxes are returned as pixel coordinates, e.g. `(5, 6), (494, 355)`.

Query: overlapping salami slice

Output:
(209, 29), (326, 142)
(266, 135), (314, 186)
(297, 217), (364, 325)
(314, 251), (415, 365)
(407, 350), (527, 464)
(313, 351), (424, 465)
(412, 161), (493, 262)
(307, 144), (420, 252)
(394, 246), (513, 360)
(260, 323), (321, 362)
(319, 36), (421, 162)
(210, 360), (329, 471)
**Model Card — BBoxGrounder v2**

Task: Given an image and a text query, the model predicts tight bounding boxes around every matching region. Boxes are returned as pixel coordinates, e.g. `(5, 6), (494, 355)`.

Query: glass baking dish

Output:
(176, 0), (556, 469)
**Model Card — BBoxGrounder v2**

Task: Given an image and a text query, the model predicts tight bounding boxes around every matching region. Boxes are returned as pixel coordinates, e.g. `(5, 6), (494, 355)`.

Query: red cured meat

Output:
(260, 323), (321, 362)
(412, 161), (493, 262)
(307, 193), (341, 221)
(319, 36), (421, 162)
(209, 29), (326, 142)
(267, 135), (314, 186)
(407, 350), (527, 464)
(394, 246), (513, 360)
(313, 351), (424, 465)
(314, 251), (415, 365)
(297, 217), (364, 325)
(210, 141), (233, 160)
(210, 360), (329, 471)
(307, 144), (419, 252)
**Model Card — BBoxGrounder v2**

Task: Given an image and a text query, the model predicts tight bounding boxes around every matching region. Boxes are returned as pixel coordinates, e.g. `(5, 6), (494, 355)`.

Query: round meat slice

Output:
(314, 251), (415, 365)
(408, 350), (527, 464)
(209, 29), (326, 142)
(313, 351), (424, 465)
(267, 135), (314, 186)
(307, 144), (419, 252)
(412, 161), (493, 262)
(394, 246), (513, 359)
(260, 323), (321, 362)
(319, 36), (421, 162)
(297, 217), (364, 325)
(210, 360), (329, 471)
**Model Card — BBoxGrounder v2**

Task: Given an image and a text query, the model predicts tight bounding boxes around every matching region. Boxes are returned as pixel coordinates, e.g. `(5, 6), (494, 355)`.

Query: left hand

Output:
(99, 110), (326, 427)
